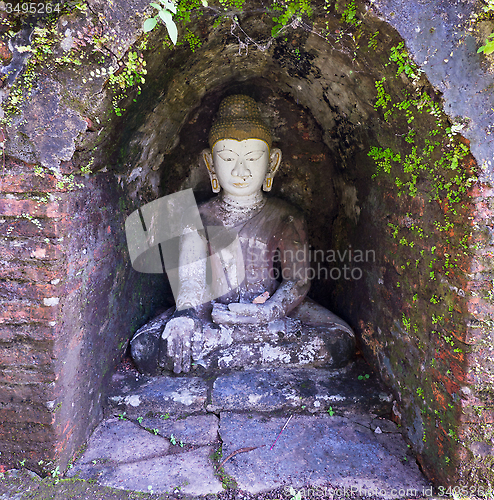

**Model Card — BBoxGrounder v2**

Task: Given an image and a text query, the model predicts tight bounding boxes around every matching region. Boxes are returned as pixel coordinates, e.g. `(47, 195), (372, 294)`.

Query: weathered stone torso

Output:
(200, 196), (309, 304)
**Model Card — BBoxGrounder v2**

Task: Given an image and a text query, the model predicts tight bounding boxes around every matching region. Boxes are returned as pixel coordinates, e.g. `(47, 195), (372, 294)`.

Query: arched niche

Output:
(2, 0), (490, 489)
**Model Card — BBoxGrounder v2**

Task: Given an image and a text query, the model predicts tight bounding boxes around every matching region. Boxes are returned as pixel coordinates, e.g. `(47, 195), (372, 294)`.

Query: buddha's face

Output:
(208, 139), (281, 198)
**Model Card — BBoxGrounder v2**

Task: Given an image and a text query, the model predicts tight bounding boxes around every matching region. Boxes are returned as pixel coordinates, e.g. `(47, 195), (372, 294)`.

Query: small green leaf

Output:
(163, 16), (178, 45)
(143, 17), (158, 32)
(149, 2), (161, 8)
(201, 0), (208, 5)
(159, 8), (172, 23)
(478, 34), (494, 55)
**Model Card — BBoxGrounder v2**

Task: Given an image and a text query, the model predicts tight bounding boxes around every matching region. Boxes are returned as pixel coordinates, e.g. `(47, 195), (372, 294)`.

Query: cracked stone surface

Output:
(219, 412), (430, 497)
(67, 418), (221, 496)
(69, 446), (222, 496)
(209, 364), (392, 413)
(140, 414), (219, 445)
(70, 418), (170, 465)
(65, 365), (430, 498)
(107, 375), (208, 417)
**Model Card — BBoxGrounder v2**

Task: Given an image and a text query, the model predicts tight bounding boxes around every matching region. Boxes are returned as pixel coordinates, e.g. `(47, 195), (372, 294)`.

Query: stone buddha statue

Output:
(131, 95), (355, 375)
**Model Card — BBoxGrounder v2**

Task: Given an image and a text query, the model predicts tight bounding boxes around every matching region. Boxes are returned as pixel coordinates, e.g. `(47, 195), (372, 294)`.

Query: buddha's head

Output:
(202, 95), (282, 198)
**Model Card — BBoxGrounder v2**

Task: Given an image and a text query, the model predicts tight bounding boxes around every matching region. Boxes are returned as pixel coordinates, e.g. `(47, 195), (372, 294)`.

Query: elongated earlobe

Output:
(202, 149), (221, 193)
(263, 148), (282, 192)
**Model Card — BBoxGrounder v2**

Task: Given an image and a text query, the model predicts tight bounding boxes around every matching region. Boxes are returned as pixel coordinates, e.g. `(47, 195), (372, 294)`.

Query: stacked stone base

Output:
(66, 360), (430, 497)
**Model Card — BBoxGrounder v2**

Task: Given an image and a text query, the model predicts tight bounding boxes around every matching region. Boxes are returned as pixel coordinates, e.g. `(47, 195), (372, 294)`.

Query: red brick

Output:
(464, 324), (485, 344)
(467, 297), (493, 318)
(1, 170), (69, 193)
(0, 366), (56, 384)
(0, 421), (57, 443)
(470, 183), (494, 198)
(0, 239), (63, 261)
(0, 302), (59, 326)
(0, 439), (56, 462)
(0, 380), (56, 404)
(0, 325), (56, 342)
(0, 262), (63, 283)
(0, 199), (67, 218)
(0, 40), (12, 64)
(461, 407), (494, 424)
(0, 406), (55, 425)
(0, 340), (54, 367)
(0, 282), (59, 301)
(0, 218), (67, 238)
(470, 257), (492, 274)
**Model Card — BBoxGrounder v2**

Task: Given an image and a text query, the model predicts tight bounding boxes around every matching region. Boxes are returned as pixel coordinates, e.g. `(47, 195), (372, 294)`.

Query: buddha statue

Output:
(130, 95), (355, 375)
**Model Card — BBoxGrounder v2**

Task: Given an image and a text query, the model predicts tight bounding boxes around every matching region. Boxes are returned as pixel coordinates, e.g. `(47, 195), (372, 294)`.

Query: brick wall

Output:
(457, 182), (494, 487)
(0, 158), (64, 470)
(0, 157), (167, 472)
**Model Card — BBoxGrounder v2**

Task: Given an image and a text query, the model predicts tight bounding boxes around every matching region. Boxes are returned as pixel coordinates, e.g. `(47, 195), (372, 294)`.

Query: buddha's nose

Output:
(232, 158), (251, 179)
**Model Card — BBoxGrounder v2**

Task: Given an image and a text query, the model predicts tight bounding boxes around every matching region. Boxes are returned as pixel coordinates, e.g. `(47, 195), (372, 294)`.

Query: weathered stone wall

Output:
(373, 0), (494, 486)
(1, 0), (493, 487)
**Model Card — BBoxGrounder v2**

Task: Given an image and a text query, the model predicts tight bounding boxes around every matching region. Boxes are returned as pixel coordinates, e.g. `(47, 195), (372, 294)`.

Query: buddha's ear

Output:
(263, 148), (282, 192)
(202, 149), (221, 193)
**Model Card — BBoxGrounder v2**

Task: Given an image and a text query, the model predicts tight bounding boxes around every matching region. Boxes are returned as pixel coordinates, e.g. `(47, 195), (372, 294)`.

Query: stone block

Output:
(0, 421), (56, 445)
(0, 365), (56, 385)
(0, 380), (56, 405)
(0, 239), (62, 261)
(107, 375), (208, 418)
(0, 282), (58, 301)
(0, 341), (54, 367)
(0, 405), (54, 425)
(69, 445), (223, 496)
(70, 418), (171, 466)
(219, 412), (430, 495)
(210, 364), (392, 413)
(0, 170), (66, 193)
(139, 414), (219, 445)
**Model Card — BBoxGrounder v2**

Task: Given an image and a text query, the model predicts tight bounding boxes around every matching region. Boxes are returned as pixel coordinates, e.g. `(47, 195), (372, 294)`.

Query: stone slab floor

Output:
(58, 359), (433, 499)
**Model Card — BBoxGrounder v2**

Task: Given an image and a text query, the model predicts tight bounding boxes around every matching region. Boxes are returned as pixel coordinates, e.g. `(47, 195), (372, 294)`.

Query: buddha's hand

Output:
(211, 302), (281, 325)
(161, 316), (203, 374)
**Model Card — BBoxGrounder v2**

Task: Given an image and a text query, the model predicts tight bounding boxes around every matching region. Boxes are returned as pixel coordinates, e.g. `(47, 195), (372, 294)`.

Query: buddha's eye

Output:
(217, 152), (236, 162)
(245, 151), (264, 162)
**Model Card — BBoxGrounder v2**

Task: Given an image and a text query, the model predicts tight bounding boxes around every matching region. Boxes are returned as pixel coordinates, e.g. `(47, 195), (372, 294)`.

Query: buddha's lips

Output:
(233, 182), (249, 187)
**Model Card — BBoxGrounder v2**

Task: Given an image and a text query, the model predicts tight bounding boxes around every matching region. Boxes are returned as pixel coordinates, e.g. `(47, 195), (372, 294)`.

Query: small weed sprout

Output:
(327, 406), (335, 416)
(170, 434), (177, 445)
(50, 465), (61, 483)
(144, 0), (179, 45)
